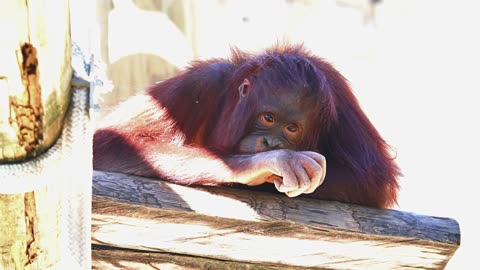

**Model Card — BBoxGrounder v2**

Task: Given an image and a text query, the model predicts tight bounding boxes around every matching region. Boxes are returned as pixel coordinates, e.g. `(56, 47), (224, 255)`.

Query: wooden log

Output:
(92, 170), (460, 270)
(0, 0), (72, 163)
(0, 0), (71, 269)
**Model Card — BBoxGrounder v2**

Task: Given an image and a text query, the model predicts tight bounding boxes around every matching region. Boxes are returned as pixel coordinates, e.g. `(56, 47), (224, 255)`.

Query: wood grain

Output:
(93, 245), (303, 270)
(0, 0), (72, 162)
(93, 170), (460, 269)
(0, 188), (62, 269)
(0, 1), (70, 269)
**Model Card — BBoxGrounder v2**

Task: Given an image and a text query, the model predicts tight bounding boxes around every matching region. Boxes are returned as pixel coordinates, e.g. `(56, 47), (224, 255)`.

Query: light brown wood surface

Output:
(93, 170), (460, 269)
(0, 0), (71, 162)
(0, 1), (70, 269)
(0, 188), (63, 269)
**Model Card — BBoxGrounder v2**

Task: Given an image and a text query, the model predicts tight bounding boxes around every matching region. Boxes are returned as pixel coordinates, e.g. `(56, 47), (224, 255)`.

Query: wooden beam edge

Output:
(92, 170), (460, 269)
(92, 170), (460, 245)
(92, 245), (308, 270)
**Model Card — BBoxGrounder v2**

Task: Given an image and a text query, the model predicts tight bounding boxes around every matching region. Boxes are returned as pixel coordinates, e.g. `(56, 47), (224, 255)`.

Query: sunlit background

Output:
(88, 0), (479, 268)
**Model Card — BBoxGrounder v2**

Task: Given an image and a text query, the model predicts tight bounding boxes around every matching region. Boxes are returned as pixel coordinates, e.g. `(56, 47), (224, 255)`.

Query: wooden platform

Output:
(92, 170), (460, 270)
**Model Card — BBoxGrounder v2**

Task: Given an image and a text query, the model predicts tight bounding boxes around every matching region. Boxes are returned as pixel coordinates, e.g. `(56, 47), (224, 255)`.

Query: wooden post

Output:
(92, 171), (460, 269)
(0, 0), (72, 162)
(0, 0), (71, 269)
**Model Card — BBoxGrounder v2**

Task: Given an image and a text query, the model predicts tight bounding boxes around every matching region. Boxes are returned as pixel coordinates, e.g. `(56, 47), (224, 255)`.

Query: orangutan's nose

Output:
(263, 137), (283, 149)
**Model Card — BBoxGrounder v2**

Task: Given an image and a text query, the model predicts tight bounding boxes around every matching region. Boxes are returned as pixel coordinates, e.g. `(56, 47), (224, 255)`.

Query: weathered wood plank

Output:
(92, 171), (460, 269)
(93, 245), (304, 270)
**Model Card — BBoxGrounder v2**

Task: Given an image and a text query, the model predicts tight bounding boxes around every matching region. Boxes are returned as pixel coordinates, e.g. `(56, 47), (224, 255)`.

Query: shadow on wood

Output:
(92, 170), (460, 270)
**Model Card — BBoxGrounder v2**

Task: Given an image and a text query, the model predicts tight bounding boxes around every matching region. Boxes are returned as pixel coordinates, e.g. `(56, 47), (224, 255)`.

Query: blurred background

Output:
(90, 0), (479, 268)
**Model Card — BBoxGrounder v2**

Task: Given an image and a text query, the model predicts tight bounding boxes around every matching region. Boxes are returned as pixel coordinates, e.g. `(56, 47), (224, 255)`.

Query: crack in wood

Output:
(8, 43), (44, 157)
(24, 192), (38, 266)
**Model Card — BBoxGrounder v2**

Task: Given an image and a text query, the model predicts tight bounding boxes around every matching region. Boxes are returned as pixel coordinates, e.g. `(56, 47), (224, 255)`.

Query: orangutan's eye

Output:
(259, 112), (275, 126)
(263, 113), (274, 123)
(286, 124), (298, 133)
